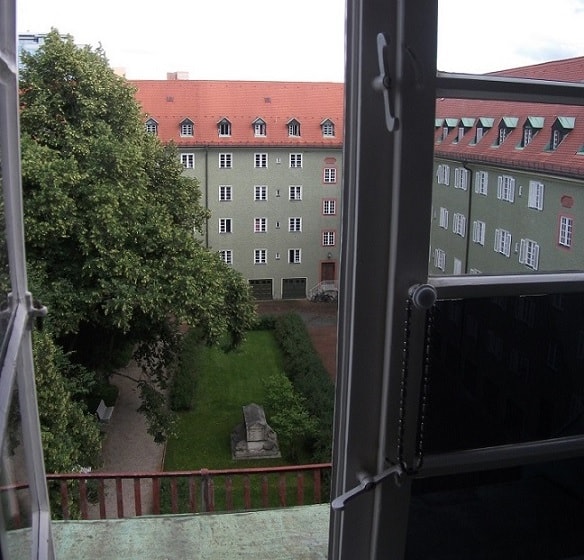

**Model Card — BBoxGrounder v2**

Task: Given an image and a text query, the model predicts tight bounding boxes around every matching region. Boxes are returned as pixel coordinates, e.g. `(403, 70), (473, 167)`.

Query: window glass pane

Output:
(0, 163), (13, 368)
(3, 390), (33, 558)
(427, 293), (584, 454)
(407, 457), (584, 559)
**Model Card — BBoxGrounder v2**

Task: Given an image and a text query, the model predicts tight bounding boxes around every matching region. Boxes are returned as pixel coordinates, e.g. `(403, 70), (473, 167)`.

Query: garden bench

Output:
(96, 399), (114, 422)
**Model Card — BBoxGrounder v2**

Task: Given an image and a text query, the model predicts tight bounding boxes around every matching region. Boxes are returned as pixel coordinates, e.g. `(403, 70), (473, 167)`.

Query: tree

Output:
(19, 31), (256, 441)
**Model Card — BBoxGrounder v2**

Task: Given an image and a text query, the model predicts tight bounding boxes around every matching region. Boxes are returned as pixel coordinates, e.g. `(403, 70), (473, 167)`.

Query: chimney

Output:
(167, 71), (189, 80)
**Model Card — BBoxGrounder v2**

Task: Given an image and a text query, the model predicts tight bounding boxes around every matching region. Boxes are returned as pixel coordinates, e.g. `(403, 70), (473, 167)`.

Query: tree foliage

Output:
(19, 31), (256, 443)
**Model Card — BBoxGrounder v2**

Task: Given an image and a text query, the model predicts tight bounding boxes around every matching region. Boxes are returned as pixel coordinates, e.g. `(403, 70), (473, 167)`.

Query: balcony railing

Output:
(3, 463), (332, 524)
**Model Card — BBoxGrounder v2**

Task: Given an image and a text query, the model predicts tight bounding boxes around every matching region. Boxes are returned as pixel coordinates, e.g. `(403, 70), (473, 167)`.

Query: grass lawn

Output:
(164, 330), (288, 471)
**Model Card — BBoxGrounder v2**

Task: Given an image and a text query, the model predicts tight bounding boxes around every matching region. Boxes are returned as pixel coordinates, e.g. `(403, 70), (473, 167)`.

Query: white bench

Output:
(96, 399), (114, 422)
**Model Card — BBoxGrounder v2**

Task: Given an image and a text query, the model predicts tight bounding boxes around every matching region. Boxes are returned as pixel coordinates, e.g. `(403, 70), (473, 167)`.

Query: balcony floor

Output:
(8, 504), (329, 560)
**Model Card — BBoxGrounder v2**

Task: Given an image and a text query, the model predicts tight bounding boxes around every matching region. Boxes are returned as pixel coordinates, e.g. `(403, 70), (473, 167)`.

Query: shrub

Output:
(169, 329), (199, 411)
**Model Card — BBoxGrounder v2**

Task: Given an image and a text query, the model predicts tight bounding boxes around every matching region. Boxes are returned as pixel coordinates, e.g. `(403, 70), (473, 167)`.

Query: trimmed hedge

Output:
(169, 329), (200, 411)
(273, 313), (335, 462)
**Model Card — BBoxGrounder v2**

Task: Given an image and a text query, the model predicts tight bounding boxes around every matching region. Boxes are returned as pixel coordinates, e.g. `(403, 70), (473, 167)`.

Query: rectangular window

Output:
(288, 123), (301, 137)
(433, 248), (446, 271)
(497, 175), (515, 202)
(290, 153), (303, 168)
(254, 153), (268, 168)
(254, 122), (266, 136)
(324, 168), (337, 183)
(528, 180), (544, 210)
(254, 249), (267, 264)
(323, 199), (336, 215)
(180, 122), (193, 136)
(475, 171), (488, 195)
(436, 164), (450, 185)
(219, 250), (232, 265)
(180, 153), (195, 169)
(289, 185), (302, 200)
(219, 153), (232, 168)
(519, 238), (540, 270)
(288, 248), (302, 263)
(494, 228), (512, 257)
(439, 207), (448, 229)
(452, 212), (466, 237)
(219, 185), (232, 201)
(254, 217), (267, 233)
(254, 185), (268, 201)
(322, 231), (336, 246)
(559, 216), (573, 247)
(453, 257), (462, 275)
(454, 168), (469, 190)
(219, 121), (231, 136)
(472, 220), (486, 245)
(219, 218), (232, 234)
(322, 122), (334, 136)
(289, 217), (302, 232)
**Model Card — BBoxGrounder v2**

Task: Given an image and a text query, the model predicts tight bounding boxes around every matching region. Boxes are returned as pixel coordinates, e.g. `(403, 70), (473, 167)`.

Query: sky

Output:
(16, 0), (584, 82)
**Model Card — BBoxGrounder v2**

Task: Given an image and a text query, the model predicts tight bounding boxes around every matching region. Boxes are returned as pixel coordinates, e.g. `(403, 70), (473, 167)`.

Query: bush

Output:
(273, 313), (335, 462)
(251, 315), (277, 331)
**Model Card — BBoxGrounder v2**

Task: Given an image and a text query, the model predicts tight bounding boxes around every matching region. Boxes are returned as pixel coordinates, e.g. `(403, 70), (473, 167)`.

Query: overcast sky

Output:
(16, 0), (584, 81)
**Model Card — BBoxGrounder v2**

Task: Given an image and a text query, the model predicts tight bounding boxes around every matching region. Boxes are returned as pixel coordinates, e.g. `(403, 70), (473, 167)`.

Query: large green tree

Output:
(19, 31), (256, 442)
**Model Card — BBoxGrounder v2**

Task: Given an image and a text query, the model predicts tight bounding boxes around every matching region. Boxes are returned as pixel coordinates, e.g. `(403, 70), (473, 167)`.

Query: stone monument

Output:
(231, 403), (281, 460)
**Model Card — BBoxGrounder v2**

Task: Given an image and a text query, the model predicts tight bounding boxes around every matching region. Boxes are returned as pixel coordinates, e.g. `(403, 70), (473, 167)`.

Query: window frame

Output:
(323, 199), (336, 215)
(219, 185), (232, 201)
(219, 218), (233, 234)
(219, 249), (233, 265)
(559, 215), (573, 248)
(254, 153), (268, 168)
(254, 217), (268, 233)
(288, 248), (302, 264)
(322, 230), (336, 246)
(290, 153), (303, 168)
(324, 167), (337, 183)
(254, 185), (268, 201)
(528, 180), (544, 210)
(289, 185), (303, 201)
(180, 153), (195, 169)
(288, 217), (302, 232)
(254, 249), (267, 265)
(219, 153), (233, 169)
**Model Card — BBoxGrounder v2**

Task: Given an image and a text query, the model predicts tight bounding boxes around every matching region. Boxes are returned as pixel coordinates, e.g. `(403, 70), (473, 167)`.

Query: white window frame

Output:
(475, 171), (488, 195)
(454, 167), (469, 190)
(180, 122), (193, 137)
(452, 212), (466, 237)
(254, 185), (268, 201)
(254, 217), (267, 233)
(439, 207), (448, 229)
(528, 180), (544, 210)
(433, 248), (446, 270)
(219, 153), (233, 169)
(519, 238), (540, 270)
(289, 185), (302, 200)
(322, 122), (335, 137)
(323, 231), (336, 246)
(436, 163), (450, 185)
(254, 249), (267, 264)
(290, 153), (303, 168)
(288, 248), (302, 263)
(288, 122), (301, 137)
(497, 175), (515, 202)
(323, 199), (336, 215)
(145, 119), (157, 134)
(219, 218), (233, 234)
(559, 216), (573, 247)
(453, 257), (463, 275)
(324, 168), (337, 183)
(180, 153), (195, 169)
(219, 250), (233, 265)
(494, 228), (512, 257)
(288, 217), (302, 232)
(219, 185), (232, 201)
(254, 122), (266, 137)
(218, 120), (231, 137)
(254, 153), (268, 168)
(472, 220), (486, 246)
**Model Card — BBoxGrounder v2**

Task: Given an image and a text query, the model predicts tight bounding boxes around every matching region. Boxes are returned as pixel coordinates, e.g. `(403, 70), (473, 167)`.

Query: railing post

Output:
(188, 475), (197, 513)
(152, 476), (160, 515)
(98, 479), (106, 519)
(297, 472), (304, 506)
(133, 477), (142, 516)
(79, 479), (88, 520)
(116, 477), (124, 518)
(243, 475), (251, 509)
(314, 468), (322, 503)
(201, 468), (215, 512)
(261, 475), (269, 508)
(225, 476), (233, 511)
(60, 481), (69, 520)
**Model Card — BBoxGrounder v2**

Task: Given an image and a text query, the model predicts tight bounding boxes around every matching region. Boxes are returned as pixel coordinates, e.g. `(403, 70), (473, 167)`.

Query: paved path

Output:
(88, 362), (165, 519)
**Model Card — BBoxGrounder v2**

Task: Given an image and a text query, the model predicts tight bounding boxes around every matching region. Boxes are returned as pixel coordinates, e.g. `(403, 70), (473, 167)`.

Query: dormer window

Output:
(253, 118), (266, 137)
(473, 117), (493, 144)
(288, 118), (301, 137)
(521, 117), (543, 147)
(496, 117), (518, 146)
(145, 118), (158, 135)
(550, 117), (575, 150)
(321, 119), (335, 137)
(180, 118), (194, 137)
(440, 118), (457, 142)
(455, 118), (474, 143)
(218, 118), (232, 137)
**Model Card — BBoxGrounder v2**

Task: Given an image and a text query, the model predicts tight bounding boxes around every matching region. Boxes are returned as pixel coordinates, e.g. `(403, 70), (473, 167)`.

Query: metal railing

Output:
(2, 463), (332, 524)
(308, 281), (339, 301)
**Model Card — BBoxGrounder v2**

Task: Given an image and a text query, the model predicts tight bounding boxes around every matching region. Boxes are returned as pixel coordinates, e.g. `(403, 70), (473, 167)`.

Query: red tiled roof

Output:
(131, 80), (344, 148)
(435, 57), (584, 178)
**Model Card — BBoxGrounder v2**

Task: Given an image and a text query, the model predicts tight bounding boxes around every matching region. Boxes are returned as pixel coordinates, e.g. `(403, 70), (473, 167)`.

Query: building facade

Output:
(132, 78), (343, 299)
(430, 57), (584, 276)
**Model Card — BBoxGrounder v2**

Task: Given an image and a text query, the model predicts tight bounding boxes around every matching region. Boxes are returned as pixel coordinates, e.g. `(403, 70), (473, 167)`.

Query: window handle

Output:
(372, 32), (399, 132)
(331, 464), (403, 511)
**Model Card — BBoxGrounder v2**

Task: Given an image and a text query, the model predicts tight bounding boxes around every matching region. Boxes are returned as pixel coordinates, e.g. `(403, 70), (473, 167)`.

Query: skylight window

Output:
(521, 117), (543, 147)
(253, 118), (266, 137)
(288, 118), (301, 137)
(550, 117), (575, 150)
(321, 119), (335, 137)
(180, 118), (194, 137)
(218, 118), (232, 137)
(496, 117), (518, 146)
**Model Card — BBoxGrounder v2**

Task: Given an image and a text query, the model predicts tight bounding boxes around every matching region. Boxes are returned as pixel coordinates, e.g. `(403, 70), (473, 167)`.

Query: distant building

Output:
(431, 57), (584, 275)
(132, 77), (343, 300)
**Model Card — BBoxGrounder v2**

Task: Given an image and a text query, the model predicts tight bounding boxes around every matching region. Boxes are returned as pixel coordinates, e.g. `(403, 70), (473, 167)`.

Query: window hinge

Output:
(331, 464), (403, 511)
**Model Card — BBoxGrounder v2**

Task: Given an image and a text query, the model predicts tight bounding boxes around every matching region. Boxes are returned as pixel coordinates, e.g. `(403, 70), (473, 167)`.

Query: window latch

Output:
(372, 32), (399, 132)
(331, 464), (403, 511)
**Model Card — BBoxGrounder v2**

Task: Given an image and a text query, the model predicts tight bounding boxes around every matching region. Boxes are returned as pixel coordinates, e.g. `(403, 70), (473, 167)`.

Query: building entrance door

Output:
(321, 262), (335, 282)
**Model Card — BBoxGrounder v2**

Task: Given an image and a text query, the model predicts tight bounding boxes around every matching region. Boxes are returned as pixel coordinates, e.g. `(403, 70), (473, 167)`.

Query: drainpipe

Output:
(204, 145), (209, 248)
(463, 161), (473, 274)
